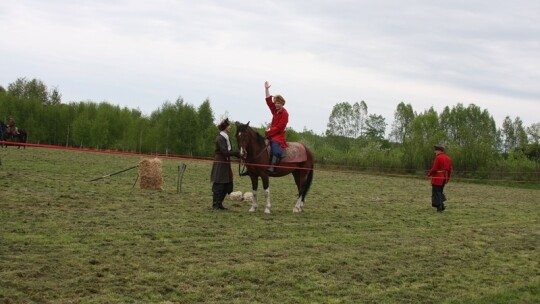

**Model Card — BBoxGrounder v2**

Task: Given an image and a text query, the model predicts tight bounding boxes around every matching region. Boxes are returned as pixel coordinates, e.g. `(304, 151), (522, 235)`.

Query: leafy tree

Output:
(71, 102), (97, 148)
(527, 123), (540, 144)
(513, 117), (528, 150)
(50, 87), (62, 105)
(197, 99), (216, 156)
(524, 122), (540, 161)
(326, 101), (367, 138)
(440, 103), (498, 172)
(8, 78), (50, 105)
(501, 116), (515, 154)
(402, 108), (444, 170)
(326, 102), (353, 137)
(352, 101), (368, 137)
(365, 114), (386, 141)
(390, 102), (415, 143)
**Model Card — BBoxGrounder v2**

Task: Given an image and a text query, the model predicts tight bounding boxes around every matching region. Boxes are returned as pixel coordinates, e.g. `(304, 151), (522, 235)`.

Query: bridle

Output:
(237, 142), (270, 177)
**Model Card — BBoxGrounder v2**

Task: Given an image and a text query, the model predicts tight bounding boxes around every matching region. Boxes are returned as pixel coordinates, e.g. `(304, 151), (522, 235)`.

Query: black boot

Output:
(217, 191), (228, 210)
(212, 191), (221, 210)
(267, 156), (280, 174)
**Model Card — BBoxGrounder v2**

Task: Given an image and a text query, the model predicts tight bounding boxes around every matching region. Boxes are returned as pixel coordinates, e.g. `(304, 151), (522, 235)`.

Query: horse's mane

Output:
(236, 123), (266, 146)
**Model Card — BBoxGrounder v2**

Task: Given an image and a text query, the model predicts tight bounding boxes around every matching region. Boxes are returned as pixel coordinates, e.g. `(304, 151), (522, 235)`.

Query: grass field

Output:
(0, 147), (539, 303)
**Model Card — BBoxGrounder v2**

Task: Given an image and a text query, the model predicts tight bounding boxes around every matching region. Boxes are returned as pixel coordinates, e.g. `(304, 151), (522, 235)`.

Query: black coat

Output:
(210, 134), (238, 183)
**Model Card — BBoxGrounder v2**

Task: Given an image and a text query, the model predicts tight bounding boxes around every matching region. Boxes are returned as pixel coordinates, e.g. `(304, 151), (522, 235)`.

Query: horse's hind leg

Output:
(293, 196), (303, 213)
(292, 171), (307, 213)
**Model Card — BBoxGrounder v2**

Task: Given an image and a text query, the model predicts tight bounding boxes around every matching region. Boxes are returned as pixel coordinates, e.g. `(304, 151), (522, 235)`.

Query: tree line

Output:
(1, 77), (539, 183)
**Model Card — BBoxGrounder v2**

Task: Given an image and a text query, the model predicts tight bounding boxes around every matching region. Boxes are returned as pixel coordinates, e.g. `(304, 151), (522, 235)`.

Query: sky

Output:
(1, 0), (539, 135)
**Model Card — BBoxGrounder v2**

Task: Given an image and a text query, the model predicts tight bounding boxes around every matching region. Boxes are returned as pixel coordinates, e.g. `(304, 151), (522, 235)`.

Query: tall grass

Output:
(0, 147), (538, 303)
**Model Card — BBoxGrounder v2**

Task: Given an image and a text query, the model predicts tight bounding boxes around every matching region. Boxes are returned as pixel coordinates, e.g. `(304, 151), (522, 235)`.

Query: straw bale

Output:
(138, 158), (164, 190)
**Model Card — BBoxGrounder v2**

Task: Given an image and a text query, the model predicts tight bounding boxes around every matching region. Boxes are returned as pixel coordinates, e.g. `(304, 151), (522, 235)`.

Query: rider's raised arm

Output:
(265, 81), (271, 98)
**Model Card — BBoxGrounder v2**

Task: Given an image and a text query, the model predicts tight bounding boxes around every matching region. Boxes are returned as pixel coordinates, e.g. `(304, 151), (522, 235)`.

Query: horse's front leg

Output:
(248, 175), (259, 212)
(262, 175), (271, 214)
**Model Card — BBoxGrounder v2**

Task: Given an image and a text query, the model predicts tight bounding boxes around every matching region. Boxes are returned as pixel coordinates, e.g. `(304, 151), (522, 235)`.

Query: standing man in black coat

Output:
(210, 118), (240, 210)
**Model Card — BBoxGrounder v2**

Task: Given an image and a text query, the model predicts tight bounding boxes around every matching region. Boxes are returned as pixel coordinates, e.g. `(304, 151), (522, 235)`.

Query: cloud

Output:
(1, 0), (539, 134)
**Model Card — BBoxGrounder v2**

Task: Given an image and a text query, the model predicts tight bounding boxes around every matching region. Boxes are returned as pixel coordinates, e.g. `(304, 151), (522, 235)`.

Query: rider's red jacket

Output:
(264, 96), (289, 148)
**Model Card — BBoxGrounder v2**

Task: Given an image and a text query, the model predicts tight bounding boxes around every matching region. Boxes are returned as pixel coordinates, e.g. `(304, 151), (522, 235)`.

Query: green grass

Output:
(0, 147), (539, 303)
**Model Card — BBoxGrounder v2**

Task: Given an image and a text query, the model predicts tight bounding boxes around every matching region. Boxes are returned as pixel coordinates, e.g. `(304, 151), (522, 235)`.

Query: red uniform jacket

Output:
(264, 96), (289, 148)
(428, 152), (452, 186)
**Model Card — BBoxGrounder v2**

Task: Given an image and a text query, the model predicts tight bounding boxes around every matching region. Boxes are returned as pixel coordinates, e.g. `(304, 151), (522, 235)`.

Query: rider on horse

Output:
(8, 116), (19, 136)
(264, 81), (289, 174)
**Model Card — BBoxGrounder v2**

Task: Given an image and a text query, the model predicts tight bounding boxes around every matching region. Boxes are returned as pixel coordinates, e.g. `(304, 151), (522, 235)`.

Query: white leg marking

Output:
(264, 188), (271, 214)
(249, 191), (258, 212)
(293, 197), (303, 213)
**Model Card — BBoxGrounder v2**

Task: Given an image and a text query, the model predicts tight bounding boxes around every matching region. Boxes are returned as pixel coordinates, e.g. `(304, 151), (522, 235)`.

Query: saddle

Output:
(272, 142), (307, 163)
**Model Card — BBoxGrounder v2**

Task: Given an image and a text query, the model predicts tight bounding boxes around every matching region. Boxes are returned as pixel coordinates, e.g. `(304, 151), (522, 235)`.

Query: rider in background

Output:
(8, 116), (19, 136)
(264, 81), (289, 174)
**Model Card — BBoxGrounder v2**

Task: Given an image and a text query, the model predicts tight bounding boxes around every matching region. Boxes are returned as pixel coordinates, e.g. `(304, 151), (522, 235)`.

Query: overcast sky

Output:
(1, 0), (539, 134)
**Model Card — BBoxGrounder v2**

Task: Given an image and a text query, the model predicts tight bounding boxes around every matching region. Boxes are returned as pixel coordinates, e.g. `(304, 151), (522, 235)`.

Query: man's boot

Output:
(218, 201), (227, 210)
(217, 191), (228, 210)
(212, 192), (221, 210)
(267, 156), (280, 174)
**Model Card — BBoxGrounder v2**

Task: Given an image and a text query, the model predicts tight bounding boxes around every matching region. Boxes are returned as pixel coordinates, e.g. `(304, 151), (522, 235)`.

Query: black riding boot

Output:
(212, 192), (221, 210)
(267, 156), (280, 174)
(216, 191), (228, 210)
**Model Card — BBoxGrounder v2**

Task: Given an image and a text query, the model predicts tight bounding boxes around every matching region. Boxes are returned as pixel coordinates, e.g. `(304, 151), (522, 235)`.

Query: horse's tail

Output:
(301, 165), (314, 201)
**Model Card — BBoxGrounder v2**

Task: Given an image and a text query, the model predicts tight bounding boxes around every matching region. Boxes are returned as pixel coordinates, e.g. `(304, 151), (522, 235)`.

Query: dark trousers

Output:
(270, 141), (284, 157)
(212, 182), (233, 203)
(431, 185), (446, 210)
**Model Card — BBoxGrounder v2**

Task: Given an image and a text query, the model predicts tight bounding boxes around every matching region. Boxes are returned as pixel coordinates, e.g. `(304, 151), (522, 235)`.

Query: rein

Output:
(238, 144), (270, 177)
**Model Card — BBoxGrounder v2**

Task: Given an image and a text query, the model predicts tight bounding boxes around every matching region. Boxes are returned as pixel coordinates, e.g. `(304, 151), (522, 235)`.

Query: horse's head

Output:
(235, 121), (251, 159)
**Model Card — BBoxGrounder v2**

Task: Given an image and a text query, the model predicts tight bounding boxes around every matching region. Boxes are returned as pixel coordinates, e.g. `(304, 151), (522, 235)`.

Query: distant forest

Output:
(1, 77), (539, 182)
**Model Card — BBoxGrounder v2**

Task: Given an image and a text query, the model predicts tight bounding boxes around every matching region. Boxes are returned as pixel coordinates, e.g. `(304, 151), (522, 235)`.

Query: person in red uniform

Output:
(264, 81), (289, 174)
(427, 144), (452, 212)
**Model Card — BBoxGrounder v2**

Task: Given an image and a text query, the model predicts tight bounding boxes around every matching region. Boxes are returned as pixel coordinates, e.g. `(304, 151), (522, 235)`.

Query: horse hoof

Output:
(248, 207), (256, 212)
(293, 207), (301, 213)
(264, 209), (271, 214)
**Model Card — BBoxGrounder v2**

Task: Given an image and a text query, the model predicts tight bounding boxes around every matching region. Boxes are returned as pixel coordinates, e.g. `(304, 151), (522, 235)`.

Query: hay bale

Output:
(229, 191), (243, 201)
(243, 192), (253, 202)
(139, 158), (163, 190)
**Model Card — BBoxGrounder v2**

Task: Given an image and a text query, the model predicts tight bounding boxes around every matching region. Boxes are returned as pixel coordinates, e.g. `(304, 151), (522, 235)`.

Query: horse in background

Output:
(0, 121), (27, 149)
(235, 121), (314, 213)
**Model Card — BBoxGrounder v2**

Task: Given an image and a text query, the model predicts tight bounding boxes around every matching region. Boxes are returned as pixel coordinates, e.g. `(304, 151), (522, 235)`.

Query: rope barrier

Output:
(1, 140), (538, 184)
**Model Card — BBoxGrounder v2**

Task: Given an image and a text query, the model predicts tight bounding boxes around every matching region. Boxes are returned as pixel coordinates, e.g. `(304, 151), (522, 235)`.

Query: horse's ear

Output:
(246, 121), (250, 126)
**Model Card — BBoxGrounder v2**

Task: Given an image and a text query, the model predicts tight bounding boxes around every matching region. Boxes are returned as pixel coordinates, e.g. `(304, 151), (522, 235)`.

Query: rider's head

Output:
(273, 95), (285, 106)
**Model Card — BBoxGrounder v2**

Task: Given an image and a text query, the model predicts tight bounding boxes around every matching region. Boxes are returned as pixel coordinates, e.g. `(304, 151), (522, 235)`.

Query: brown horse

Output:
(0, 121), (27, 149)
(235, 121), (314, 213)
